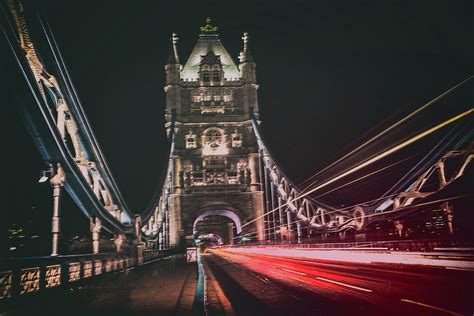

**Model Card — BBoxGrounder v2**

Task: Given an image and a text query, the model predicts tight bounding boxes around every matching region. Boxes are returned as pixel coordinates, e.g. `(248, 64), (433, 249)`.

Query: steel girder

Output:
(251, 113), (473, 235)
(2, 1), (133, 233)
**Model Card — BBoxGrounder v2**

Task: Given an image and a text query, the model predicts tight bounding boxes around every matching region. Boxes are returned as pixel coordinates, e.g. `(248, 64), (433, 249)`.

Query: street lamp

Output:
(37, 163), (64, 256)
(38, 168), (52, 183)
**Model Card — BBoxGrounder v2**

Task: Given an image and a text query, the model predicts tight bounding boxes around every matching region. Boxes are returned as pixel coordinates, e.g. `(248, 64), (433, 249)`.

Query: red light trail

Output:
(205, 247), (473, 315)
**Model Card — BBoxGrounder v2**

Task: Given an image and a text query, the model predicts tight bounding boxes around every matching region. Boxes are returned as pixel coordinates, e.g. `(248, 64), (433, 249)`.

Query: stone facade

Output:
(164, 20), (264, 246)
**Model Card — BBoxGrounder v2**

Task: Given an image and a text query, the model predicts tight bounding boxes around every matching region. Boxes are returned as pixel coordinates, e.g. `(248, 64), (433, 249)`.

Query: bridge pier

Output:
(286, 210), (292, 243)
(394, 220), (404, 238)
(296, 221), (302, 244)
(90, 217), (102, 254)
(278, 197), (284, 242)
(114, 233), (125, 252)
(442, 202), (454, 235)
(227, 223), (234, 245)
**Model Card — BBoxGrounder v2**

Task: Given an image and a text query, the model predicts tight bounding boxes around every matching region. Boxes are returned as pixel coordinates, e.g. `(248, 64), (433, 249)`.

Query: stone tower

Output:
(164, 18), (264, 247)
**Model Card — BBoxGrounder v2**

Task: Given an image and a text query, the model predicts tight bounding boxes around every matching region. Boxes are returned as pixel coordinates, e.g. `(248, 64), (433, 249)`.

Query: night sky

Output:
(2, 0), (473, 243)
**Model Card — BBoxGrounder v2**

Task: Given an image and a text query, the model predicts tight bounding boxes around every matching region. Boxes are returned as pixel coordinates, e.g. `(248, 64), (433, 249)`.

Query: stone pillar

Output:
(296, 221), (302, 244)
(442, 202), (454, 235)
(254, 192), (265, 243)
(278, 197), (284, 242)
(137, 244), (145, 265)
(248, 153), (260, 191)
(173, 157), (182, 194)
(114, 233), (125, 252)
(168, 195), (182, 247)
(164, 208), (169, 250)
(227, 223), (234, 245)
(338, 216), (346, 240)
(286, 210), (292, 243)
(50, 164), (65, 256)
(394, 220), (404, 238)
(158, 231), (163, 250)
(90, 217), (101, 254)
(269, 180), (278, 242)
(134, 215), (142, 243)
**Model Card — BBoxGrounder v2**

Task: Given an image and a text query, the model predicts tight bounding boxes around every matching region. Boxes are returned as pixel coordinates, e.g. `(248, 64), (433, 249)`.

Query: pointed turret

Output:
(239, 32), (254, 63)
(167, 33), (181, 64)
(181, 18), (240, 82)
(164, 33), (182, 123)
(238, 32), (258, 116)
(239, 32), (256, 83)
(165, 33), (181, 84)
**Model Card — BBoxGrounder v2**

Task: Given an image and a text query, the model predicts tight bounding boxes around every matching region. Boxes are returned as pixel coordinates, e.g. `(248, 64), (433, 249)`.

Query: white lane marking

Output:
(315, 277), (373, 292)
(400, 299), (463, 316)
(445, 267), (474, 271)
(281, 268), (307, 276)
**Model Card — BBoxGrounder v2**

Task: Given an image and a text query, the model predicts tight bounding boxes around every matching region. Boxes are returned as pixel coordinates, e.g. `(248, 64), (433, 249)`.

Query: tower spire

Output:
(167, 33), (181, 65)
(239, 32), (254, 63)
(239, 32), (256, 83)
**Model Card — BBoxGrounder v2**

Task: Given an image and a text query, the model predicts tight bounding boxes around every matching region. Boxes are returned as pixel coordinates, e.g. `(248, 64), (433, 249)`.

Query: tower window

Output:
(212, 70), (221, 82)
(204, 129), (222, 147)
(202, 71), (210, 82)
(232, 130), (242, 148)
(223, 90), (233, 102)
(185, 131), (197, 149)
(192, 90), (202, 103)
(200, 65), (211, 83)
(204, 90), (212, 101)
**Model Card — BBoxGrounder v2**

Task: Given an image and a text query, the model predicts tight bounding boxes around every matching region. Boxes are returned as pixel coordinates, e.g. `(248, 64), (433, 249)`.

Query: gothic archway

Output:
(192, 209), (242, 235)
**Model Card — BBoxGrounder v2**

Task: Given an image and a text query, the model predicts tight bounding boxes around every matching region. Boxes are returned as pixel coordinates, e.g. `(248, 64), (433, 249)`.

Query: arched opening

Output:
(196, 232), (224, 246)
(193, 209), (242, 245)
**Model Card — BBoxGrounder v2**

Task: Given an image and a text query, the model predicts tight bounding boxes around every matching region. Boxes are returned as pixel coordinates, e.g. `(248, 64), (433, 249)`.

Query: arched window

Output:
(204, 129), (222, 148)
(211, 65), (221, 82)
(202, 128), (228, 155)
(212, 70), (221, 82)
(200, 65), (210, 83)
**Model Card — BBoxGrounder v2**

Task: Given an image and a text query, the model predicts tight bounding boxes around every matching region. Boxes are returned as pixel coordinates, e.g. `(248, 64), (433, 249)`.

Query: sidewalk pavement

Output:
(1, 254), (201, 316)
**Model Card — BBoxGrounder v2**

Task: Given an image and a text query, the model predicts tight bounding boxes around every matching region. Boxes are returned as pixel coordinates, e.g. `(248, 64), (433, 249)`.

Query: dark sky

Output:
(2, 0), (473, 238)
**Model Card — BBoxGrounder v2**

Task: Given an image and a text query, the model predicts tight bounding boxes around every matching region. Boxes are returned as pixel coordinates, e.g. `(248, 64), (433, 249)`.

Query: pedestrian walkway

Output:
(1, 255), (201, 316)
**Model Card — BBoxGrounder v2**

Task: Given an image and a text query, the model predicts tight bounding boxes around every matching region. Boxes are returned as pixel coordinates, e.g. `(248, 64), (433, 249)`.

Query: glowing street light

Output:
(38, 169), (52, 183)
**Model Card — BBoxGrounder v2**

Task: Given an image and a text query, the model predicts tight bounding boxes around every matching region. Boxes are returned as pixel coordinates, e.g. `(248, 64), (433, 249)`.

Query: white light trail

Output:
(298, 75), (473, 192)
(315, 277), (373, 292)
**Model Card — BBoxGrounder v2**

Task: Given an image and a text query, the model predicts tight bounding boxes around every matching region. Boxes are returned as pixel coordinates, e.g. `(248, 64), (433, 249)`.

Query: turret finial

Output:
(167, 32), (180, 64)
(200, 17), (218, 33)
(172, 32), (179, 45)
(239, 32), (254, 63)
(242, 32), (249, 47)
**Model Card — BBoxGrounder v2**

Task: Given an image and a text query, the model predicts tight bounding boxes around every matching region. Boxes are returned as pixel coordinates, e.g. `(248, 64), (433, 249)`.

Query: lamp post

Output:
(41, 163), (65, 256)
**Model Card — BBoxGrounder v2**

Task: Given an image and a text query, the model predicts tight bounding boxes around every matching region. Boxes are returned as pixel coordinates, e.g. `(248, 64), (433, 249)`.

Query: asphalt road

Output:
(204, 249), (474, 316)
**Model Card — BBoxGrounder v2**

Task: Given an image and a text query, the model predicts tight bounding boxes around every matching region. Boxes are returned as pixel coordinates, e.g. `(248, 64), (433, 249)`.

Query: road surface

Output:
(204, 248), (473, 315)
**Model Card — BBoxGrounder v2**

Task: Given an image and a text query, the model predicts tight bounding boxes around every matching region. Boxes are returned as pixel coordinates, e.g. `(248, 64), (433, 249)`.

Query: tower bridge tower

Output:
(164, 18), (265, 246)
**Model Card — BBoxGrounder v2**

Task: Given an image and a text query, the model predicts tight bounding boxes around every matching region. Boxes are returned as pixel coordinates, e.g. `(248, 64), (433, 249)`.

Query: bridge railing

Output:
(0, 248), (175, 301)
